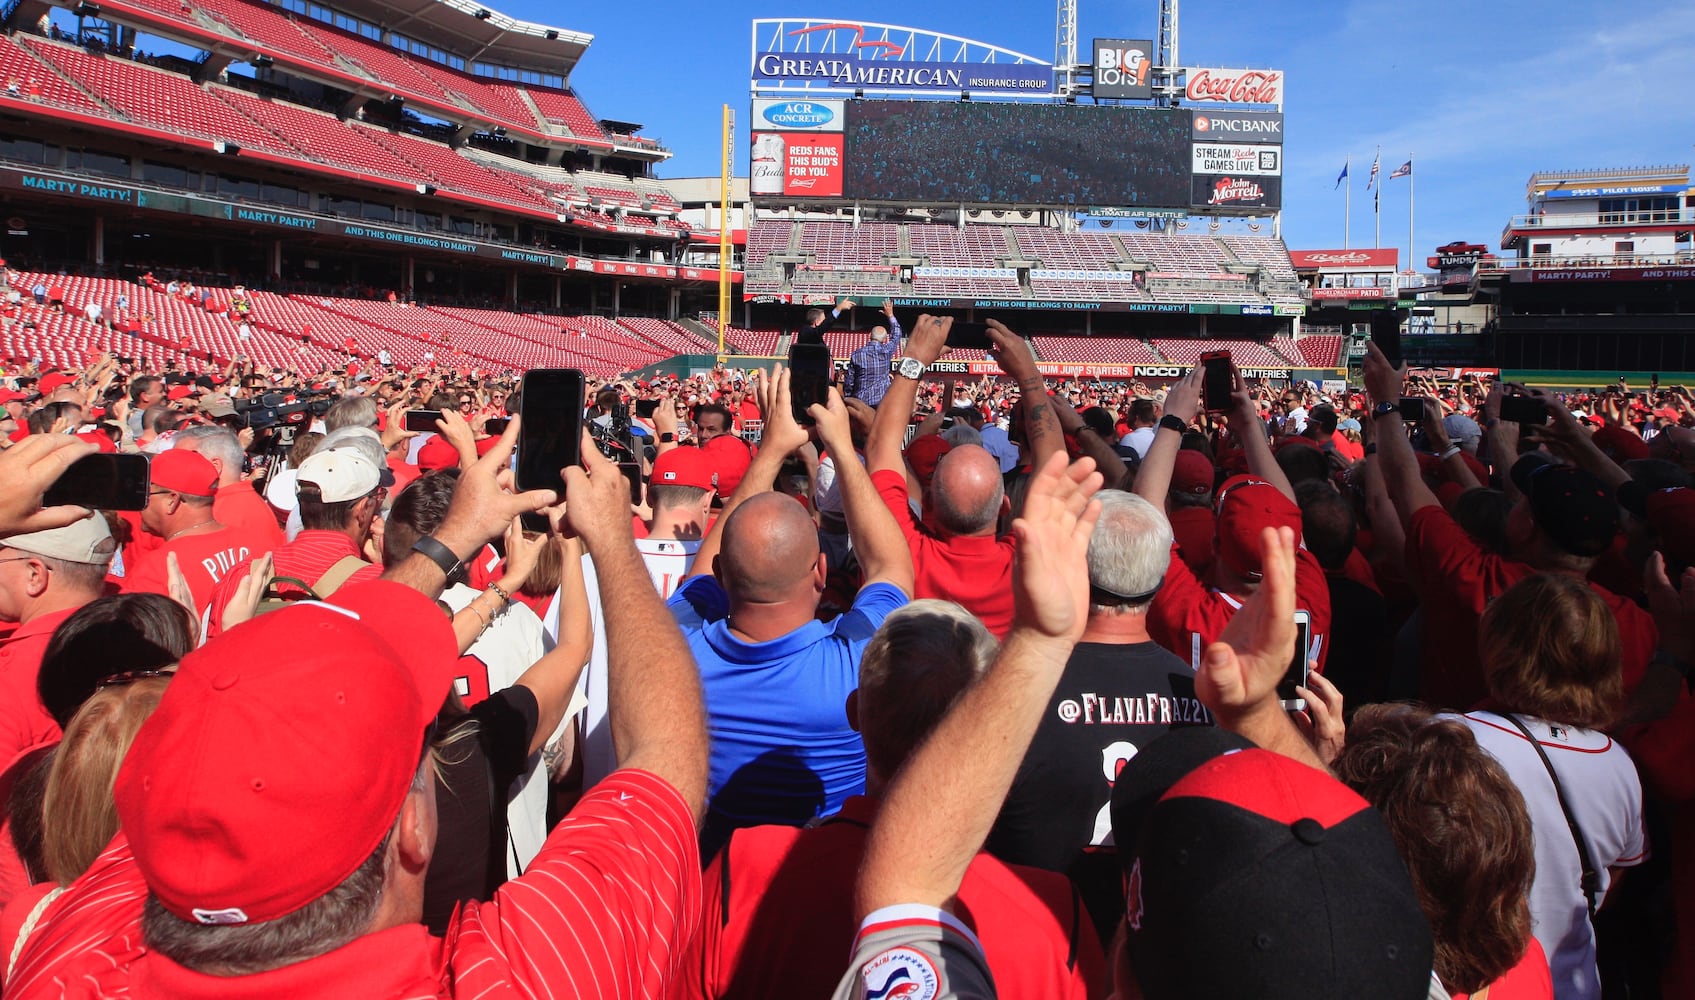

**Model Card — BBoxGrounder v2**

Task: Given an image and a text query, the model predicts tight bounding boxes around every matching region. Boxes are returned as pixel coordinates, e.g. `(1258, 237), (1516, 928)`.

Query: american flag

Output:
(1366, 152), (1381, 190)
(1389, 160), (1412, 180)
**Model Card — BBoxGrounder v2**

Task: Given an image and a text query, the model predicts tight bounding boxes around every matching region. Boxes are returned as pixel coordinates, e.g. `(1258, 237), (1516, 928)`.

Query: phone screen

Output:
(788, 344), (833, 425)
(515, 368), (584, 492)
(634, 398), (661, 419)
(1277, 612), (1311, 709)
(1499, 395), (1548, 426)
(1370, 309), (1404, 366)
(1398, 397), (1426, 421)
(483, 416), (510, 435)
(1200, 351), (1233, 412)
(946, 322), (993, 351)
(403, 409), (440, 433)
(44, 453), (150, 511)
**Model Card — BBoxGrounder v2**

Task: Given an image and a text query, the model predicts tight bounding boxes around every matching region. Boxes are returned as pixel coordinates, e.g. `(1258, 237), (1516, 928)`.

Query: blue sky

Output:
(537, 0), (1695, 265)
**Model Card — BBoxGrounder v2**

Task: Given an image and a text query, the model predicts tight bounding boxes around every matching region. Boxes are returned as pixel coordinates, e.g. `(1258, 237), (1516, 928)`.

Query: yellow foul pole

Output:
(717, 104), (733, 360)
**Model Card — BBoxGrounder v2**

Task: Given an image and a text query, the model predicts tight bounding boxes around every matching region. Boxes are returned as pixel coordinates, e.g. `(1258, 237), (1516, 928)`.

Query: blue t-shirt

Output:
(668, 577), (908, 839)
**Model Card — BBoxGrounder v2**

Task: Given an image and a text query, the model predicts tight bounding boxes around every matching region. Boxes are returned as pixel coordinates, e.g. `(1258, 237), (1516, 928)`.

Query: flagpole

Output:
(1344, 155), (1351, 249)
(1408, 154), (1415, 279)
(1373, 145), (1381, 249)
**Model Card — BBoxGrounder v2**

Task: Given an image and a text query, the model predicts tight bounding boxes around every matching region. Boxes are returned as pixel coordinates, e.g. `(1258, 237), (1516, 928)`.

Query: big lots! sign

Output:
(1184, 68), (1283, 105)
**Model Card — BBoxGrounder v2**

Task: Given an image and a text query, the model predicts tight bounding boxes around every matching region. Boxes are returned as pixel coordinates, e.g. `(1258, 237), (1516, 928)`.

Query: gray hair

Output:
(174, 426), (245, 480)
(857, 600), (998, 781)
(323, 395), (378, 432)
(940, 423), (983, 448)
(1086, 490), (1173, 614)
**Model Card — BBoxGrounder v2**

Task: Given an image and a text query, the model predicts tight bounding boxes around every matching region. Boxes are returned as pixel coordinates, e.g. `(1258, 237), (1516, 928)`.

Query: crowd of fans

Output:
(0, 304), (1688, 1000)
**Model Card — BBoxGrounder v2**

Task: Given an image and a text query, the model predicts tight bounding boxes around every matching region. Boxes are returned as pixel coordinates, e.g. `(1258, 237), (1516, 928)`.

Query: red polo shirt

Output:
(872, 468), (1016, 637)
(0, 605), (82, 762)
(200, 530), (381, 640)
(1404, 505), (1657, 709)
(4, 769), (700, 999)
(674, 795), (1101, 1000)
(211, 481), (283, 551)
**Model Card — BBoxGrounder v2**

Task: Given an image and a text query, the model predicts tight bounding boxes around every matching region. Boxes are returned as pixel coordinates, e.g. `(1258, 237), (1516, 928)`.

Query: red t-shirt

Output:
(1147, 542), (1332, 672)
(200, 531), (381, 640)
(4, 769), (699, 1000)
(872, 468), (1016, 637)
(1167, 505), (1216, 580)
(674, 795), (1101, 1000)
(212, 482), (284, 551)
(1451, 937), (1553, 999)
(122, 524), (269, 612)
(1404, 505), (1657, 709)
(0, 606), (81, 763)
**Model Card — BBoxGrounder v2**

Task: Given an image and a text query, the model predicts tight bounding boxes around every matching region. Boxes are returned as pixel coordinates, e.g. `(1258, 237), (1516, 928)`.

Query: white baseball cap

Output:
(3, 512), (115, 565)
(296, 449), (380, 504)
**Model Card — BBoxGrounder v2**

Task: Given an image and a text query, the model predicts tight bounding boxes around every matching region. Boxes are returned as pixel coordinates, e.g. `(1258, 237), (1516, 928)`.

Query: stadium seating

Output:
(619, 317), (716, 355)
(798, 222), (899, 267)
(524, 87), (609, 141)
(0, 34), (104, 112)
(360, 126), (551, 208)
(1034, 335), (1160, 364)
(746, 221), (796, 270)
(909, 225), (1012, 267)
(210, 87), (421, 182)
(1153, 338), (1288, 368)
(1293, 335), (1343, 368)
(1010, 228), (1124, 269)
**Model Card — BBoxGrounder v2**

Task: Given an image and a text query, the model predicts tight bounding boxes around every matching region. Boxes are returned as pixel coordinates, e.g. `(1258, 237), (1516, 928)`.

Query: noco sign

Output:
(751, 19), (1053, 97)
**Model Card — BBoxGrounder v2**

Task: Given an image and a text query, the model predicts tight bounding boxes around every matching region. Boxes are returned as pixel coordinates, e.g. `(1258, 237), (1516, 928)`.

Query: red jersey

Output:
(122, 524), (267, 612)
(1166, 505), (1216, 580)
(0, 606), (81, 763)
(201, 530), (381, 640)
(1451, 938), (1553, 999)
(1404, 506), (1657, 709)
(5, 769), (699, 1000)
(1147, 543), (1332, 672)
(872, 469), (1016, 638)
(671, 795), (1101, 1000)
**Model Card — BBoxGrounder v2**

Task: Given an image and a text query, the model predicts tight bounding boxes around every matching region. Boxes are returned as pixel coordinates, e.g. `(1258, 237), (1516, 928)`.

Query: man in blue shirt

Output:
(670, 367), (914, 856)
(843, 301), (902, 407)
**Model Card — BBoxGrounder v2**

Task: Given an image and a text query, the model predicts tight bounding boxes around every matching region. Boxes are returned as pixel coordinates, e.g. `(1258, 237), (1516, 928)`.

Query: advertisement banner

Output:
(1519, 265), (1695, 283)
(751, 131), (844, 198)
(1090, 38), (1153, 100)
(1182, 67), (1283, 105)
(883, 359), (1293, 380)
(1290, 249), (1399, 270)
(752, 53), (1052, 96)
(1191, 143), (1281, 177)
(1541, 183), (1685, 199)
(1191, 174), (1282, 211)
(1311, 287), (1389, 300)
(1190, 111), (1283, 143)
(752, 98), (845, 132)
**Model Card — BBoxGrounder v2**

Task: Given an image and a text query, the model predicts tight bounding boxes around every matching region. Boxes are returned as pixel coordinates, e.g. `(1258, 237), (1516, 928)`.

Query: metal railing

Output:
(1504, 208), (1695, 235)
(1478, 250), (1695, 273)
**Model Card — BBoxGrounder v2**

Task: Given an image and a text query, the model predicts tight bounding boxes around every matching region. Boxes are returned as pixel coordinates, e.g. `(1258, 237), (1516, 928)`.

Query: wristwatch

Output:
(895, 357), (927, 381)
(411, 535), (463, 579)
(1370, 401), (1399, 420)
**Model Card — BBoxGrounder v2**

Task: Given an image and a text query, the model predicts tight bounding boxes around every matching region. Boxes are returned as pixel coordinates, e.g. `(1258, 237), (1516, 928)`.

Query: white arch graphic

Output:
(751, 18), (1053, 97)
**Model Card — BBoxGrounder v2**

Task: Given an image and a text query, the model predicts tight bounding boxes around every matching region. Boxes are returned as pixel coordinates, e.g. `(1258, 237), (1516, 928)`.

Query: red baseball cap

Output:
(167, 384), (194, 401)
(651, 446), (716, 491)
(37, 372), (75, 396)
(702, 434), (751, 498)
(113, 582), (457, 926)
(1647, 487), (1695, 569)
(152, 449), (219, 496)
(75, 429), (116, 454)
(1214, 475), (1303, 579)
(1171, 450), (1216, 497)
(0, 388), (36, 404)
(1591, 425), (1651, 464)
(415, 433), (460, 471)
(904, 434), (953, 490)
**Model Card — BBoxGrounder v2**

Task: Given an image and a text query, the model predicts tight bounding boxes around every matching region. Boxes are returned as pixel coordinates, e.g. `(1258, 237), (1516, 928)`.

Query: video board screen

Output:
(841, 101), (1190, 209)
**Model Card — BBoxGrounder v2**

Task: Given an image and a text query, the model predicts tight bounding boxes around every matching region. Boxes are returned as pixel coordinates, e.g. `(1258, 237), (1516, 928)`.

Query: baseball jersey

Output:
(1456, 712), (1647, 1000)
(122, 524), (265, 613)
(1146, 543), (1331, 673)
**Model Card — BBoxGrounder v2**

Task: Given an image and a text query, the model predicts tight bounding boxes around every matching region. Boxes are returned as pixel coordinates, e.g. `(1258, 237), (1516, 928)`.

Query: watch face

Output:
(898, 359), (924, 378)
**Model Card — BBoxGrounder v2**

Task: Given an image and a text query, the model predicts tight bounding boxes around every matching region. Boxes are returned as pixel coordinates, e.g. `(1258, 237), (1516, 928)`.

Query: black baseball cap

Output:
(1510, 454), (1620, 557)
(1111, 729), (1432, 1000)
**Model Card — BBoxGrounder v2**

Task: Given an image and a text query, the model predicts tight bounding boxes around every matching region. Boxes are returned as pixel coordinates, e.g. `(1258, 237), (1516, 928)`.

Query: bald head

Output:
(870, 326), (890, 342)
(718, 493), (823, 604)
(930, 445), (1005, 537)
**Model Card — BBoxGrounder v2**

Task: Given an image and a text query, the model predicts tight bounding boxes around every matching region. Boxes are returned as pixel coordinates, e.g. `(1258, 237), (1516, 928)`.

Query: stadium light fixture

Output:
(474, 7), (490, 17)
(252, 54), (273, 68)
(72, 2), (99, 16)
(544, 29), (558, 39)
(416, 183), (437, 195)
(214, 140), (241, 155)
(961, 91), (971, 101)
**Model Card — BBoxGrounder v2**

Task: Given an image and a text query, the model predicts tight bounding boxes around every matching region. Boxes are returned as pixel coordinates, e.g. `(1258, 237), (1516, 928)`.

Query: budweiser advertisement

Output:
(1290, 249), (1399, 270)
(1182, 67), (1283, 106)
(1191, 174), (1282, 211)
(750, 131), (844, 198)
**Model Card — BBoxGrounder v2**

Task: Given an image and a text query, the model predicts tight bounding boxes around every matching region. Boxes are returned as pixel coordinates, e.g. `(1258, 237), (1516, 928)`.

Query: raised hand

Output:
(0, 433), (100, 537)
(1009, 452), (1104, 647)
(1198, 525), (1298, 729)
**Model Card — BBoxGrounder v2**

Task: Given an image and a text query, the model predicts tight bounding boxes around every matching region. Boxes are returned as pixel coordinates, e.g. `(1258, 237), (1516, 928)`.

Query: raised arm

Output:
(564, 430), (708, 818)
(987, 319), (1063, 469)
(686, 365), (812, 579)
(1050, 388), (1131, 488)
(1132, 366), (1201, 506)
(857, 452), (1102, 918)
(1419, 397), (1483, 492)
(1525, 387), (1632, 492)
(867, 314), (951, 475)
(513, 534), (592, 756)
(1362, 342), (1440, 528)
(1229, 365), (1296, 503)
(810, 387), (914, 596)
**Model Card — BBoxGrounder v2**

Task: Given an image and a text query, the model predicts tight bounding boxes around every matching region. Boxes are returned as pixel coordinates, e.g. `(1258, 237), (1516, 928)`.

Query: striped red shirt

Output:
(4, 769), (700, 998)
(200, 530), (381, 639)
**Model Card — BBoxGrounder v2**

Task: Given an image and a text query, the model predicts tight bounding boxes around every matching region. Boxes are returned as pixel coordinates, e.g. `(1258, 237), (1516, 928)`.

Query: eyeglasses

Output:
(98, 669), (175, 690)
(0, 555), (36, 567)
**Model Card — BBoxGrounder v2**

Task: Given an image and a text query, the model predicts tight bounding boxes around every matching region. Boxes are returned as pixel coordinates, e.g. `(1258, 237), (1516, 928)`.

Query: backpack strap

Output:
(1497, 712), (1603, 917)
(311, 555), (369, 598)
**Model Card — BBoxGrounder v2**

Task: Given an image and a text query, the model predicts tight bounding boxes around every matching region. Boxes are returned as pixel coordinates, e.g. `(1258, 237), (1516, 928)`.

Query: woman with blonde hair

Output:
(1457, 573), (1646, 1000)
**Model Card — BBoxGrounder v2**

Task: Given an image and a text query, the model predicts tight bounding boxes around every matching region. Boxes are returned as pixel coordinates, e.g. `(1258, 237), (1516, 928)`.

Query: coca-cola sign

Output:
(1290, 249), (1399, 270)
(1183, 67), (1283, 105)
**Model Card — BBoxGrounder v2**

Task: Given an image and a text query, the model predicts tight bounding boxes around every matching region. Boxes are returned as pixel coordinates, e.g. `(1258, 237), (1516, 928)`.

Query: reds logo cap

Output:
(650, 445), (717, 492)
(1109, 729), (1432, 1000)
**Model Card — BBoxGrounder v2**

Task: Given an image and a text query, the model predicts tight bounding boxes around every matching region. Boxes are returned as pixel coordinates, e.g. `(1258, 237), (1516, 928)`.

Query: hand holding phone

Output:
(788, 344), (833, 425)
(515, 369), (585, 492)
(1277, 610), (1312, 711)
(44, 453), (150, 511)
(1498, 395), (1548, 426)
(403, 409), (441, 433)
(1200, 351), (1233, 412)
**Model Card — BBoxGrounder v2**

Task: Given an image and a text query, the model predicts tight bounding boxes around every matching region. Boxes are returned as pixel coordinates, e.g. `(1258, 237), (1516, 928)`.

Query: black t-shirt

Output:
(421, 684), (540, 935)
(1320, 574), (1393, 706)
(988, 640), (1209, 872)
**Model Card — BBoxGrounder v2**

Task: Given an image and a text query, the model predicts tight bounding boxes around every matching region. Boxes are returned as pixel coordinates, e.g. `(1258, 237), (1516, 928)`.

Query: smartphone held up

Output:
(515, 368), (585, 493)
